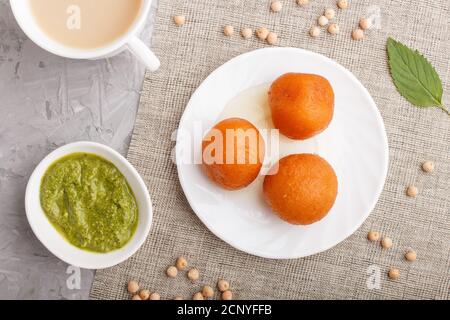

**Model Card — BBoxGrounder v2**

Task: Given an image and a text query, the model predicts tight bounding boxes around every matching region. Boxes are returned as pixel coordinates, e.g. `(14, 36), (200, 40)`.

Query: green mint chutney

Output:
(40, 153), (138, 253)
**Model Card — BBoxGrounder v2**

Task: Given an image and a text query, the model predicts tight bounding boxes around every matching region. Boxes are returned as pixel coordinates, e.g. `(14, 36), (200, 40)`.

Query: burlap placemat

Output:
(90, 0), (450, 300)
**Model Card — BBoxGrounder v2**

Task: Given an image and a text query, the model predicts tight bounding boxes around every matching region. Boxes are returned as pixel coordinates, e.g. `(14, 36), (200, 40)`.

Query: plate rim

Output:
(176, 47), (389, 259)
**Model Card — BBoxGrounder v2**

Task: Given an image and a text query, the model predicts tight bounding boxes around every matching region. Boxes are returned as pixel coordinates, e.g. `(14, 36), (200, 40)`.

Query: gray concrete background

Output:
(0, 0), (156, 299)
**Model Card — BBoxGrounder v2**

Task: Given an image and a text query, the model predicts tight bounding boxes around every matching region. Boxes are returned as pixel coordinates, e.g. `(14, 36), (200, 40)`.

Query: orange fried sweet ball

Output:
(268, 73), (334, 140)
(263, 154), (338, 225)
(202, 118), (265, 190)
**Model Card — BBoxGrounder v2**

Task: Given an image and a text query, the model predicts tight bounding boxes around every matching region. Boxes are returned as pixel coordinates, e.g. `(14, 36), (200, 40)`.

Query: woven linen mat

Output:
(90, 0), (450, 300)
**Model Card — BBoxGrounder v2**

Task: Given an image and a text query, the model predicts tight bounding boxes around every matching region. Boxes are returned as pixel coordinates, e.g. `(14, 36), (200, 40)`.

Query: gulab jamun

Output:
(202, 118), (265, 190)
(263, 154), (338, 225)
(268, 73), (334, 140)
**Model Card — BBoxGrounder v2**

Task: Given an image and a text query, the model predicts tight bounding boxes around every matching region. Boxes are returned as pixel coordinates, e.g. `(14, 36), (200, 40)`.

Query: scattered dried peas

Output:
(187, 268), (200, 281)
(328, 23), (339, 35)
(324, 8), (336, 20)
(139, 289), (150, 300)
(166, 266), (178, 278)
(406, 185), (418, 197)
(150, 292), (161, 300)
(176, 256), (188, 270)
(193, 292), (204, 300)
(267, 32), (278, 45)
(256, 27), (270, 40)
(359, 18), (372, 30)
(352, 29), (364, 40)
(173, 15), (186, 26)
(318, 16), (329, 27)
(217, 279), (230, 292)
(381, 237), (393, 249)
(223, 25), (234, 36)
(271, 1), (283, 12)
(202, 285), (214, 298)
(405, 250), (417, 262)
(422, 161), (434, 173)
(127, 280), (139, 294)
(367, 231), (380, 241)
(241, 28), (253, 39)
(337, 0), (349, 9)
(310, 26), (321, 38)
(222, 290), (233, 300)
(388, 268), (400, 280)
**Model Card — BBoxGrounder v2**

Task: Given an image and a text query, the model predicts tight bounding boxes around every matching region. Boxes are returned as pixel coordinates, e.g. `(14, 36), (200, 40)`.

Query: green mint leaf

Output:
(387, 37), (448, 115)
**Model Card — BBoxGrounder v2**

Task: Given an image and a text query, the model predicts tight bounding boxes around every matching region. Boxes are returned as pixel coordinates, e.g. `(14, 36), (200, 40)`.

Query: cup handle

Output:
(127, 36), (160, 71)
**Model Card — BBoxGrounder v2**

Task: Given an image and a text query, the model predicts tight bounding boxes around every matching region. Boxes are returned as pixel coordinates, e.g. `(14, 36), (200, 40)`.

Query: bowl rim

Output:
(25, 141), (153, 269)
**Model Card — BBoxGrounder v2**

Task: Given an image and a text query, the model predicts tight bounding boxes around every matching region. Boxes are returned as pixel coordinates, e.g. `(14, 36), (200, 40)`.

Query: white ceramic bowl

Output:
(25, 141), (152, 269)
(10, 0), (160, 70)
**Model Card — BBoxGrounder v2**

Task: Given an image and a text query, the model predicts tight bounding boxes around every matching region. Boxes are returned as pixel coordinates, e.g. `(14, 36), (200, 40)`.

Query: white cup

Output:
(10, 0), (160, 71)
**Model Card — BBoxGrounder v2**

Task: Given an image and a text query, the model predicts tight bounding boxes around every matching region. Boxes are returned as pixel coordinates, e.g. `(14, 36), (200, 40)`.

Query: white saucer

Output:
(176, 48), (388, 259)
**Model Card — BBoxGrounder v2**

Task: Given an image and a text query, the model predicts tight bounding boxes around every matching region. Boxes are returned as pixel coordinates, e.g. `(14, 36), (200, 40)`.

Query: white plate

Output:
(25, 141), (153, 269)
(176, 48), (388, 259)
